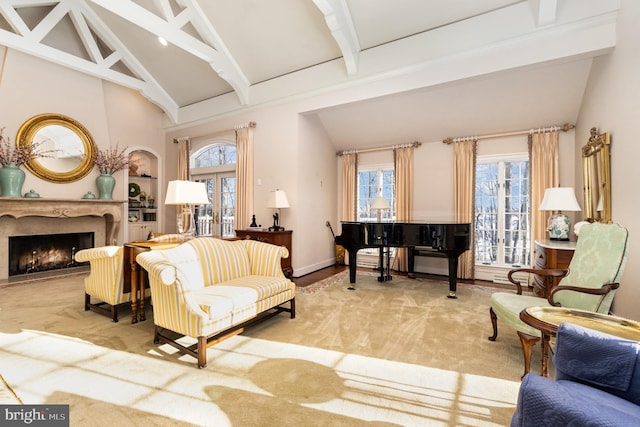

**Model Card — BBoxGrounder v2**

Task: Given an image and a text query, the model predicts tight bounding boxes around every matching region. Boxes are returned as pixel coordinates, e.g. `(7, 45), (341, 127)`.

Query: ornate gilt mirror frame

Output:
(582, 127), (611, 223)
(16, 113), (97, 183)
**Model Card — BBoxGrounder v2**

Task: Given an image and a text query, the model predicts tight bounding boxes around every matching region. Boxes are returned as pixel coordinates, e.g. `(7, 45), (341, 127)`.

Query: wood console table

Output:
(124, 241), (180, 323)
(235, 229), (293, 278)
(533, 240), (576, 298)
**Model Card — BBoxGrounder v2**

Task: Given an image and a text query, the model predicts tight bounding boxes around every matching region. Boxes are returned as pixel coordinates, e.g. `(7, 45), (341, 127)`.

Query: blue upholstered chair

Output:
(511, 323), (640, 426)
(489, 222), (629, 378)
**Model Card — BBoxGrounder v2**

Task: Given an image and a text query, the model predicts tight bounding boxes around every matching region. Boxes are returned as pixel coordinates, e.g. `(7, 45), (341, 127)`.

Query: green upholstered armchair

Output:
(488, 222), (629, 378)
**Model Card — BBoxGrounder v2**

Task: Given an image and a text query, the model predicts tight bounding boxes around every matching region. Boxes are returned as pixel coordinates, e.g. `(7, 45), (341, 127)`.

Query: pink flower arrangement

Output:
(94, 144), (129, 175)
(0, 127), (55, 167)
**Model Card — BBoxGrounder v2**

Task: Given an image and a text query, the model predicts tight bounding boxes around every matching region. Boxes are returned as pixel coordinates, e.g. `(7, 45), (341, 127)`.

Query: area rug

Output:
(296, 270), (349, 294)
(0, 270), (527, 426)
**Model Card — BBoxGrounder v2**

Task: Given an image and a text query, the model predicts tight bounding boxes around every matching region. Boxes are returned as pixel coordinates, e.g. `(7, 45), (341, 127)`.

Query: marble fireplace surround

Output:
(0, 198), (125, 281)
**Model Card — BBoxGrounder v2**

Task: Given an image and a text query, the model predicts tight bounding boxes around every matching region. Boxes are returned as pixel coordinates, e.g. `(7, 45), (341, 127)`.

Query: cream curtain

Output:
(529, 131), (559, 259)
(394, 146), (414, 272)
(453, 140), (477, 279)
(235, 125), (254, 229)
(341, 153), (358, 221)
(176, 137), (190, 180)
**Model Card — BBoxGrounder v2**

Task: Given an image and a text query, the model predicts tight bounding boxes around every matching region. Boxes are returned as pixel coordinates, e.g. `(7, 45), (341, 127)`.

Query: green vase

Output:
(96, 174), (116, 199)
(0, 165), (26, 197)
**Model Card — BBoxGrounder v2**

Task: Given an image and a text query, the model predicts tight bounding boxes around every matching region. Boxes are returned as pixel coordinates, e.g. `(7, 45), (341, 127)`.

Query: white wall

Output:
(576, 0), (640, 319)
(0, 48), (166, 244)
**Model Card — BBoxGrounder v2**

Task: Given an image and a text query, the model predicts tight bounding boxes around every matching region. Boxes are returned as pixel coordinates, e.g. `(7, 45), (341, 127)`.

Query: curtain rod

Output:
(442, 123), (575, 144)
(336, 141), (422, 156)
(173, 121), (256, 143)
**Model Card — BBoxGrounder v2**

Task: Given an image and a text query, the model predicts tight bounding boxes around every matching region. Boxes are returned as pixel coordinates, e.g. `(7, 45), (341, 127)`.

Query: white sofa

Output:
(136, 237), (295, 368)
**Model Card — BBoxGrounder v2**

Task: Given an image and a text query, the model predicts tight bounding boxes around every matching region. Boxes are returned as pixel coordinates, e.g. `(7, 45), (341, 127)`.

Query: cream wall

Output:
(0, 48), (166, 244)
(575, 0), (640, 319)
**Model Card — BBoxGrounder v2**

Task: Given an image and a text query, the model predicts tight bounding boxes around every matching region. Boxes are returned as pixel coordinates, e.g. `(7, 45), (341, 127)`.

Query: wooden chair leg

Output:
(153, 325), (160, 344)
(111, 305), (118, 323)
(197, 336), (207, 369)
(517, 330), (540, 379)
(290, 298), (296, 319)
(488, 307), (498, 341)
(85, 293), (91, 311)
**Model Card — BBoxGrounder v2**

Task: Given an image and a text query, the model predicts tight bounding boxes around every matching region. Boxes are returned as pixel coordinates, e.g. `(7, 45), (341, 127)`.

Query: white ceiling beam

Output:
(153, 0), (174, 22)
(0, 3), (34, 36)
(178, 0), (249, 105)
(29, 1), (70, 42)
(529, 0), (558, 26)
(312, 0), (360, 75)
(90, 0), (249, 105)
(89, 0), (216, 60)
(68, 7), (102, 63)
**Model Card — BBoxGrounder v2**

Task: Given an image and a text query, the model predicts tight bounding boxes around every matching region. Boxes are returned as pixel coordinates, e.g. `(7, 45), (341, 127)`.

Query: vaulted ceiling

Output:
(0, 1), (620, 148)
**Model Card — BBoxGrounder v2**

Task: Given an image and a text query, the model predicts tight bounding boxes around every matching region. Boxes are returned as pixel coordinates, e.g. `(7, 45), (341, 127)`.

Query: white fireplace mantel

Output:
(0, 197), (126, 245)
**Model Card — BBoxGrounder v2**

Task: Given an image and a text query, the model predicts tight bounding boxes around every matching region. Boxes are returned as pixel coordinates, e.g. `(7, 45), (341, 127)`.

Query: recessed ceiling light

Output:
(158, 37), (168, 46)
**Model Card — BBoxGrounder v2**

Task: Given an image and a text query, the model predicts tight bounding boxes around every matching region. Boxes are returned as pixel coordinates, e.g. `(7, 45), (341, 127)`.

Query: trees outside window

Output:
(475, 154), (530, 268)
(357, 168), (395, 222)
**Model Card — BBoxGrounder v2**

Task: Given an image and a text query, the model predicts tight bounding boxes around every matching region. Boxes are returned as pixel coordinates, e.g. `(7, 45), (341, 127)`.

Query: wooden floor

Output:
(293, 264), (348, 287)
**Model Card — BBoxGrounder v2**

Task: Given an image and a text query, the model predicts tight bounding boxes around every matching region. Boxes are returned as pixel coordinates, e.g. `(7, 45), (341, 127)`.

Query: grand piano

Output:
(335, 221), (471, 298)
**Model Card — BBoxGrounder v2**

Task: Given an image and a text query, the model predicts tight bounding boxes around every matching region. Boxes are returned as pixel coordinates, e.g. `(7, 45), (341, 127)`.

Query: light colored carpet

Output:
(0, 270), (530, 426)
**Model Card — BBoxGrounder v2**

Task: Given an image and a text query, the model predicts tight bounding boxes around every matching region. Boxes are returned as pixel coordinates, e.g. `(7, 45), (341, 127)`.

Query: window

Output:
(475, 154), (530, 268)
(357, 168), (395, 222)
(193, 144), (236, 167)
(356, 167), (395, 266)
(191, 142), (236, 238)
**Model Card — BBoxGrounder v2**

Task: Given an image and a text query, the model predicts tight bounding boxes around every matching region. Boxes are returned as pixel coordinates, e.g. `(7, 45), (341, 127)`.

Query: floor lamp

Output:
(165, 180), (209, 239)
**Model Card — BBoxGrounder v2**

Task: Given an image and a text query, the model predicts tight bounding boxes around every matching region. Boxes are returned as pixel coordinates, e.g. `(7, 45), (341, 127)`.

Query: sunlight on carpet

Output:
(0, 269), (525, 426)
(0, 329), (518, 426)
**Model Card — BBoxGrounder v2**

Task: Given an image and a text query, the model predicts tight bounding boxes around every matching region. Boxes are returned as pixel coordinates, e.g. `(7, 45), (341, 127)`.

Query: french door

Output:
(194, 172), (236, 238)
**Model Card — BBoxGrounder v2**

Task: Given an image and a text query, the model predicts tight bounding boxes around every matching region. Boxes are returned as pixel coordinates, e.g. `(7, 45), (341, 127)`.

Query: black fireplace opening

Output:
(9, 232), (94, 276)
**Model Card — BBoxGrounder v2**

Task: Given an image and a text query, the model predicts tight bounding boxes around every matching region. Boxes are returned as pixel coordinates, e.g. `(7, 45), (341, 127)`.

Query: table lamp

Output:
(371, 194), (390, 222)
(539, 187), (581, 240)
(165, 180), (209, 238)
(267, 189), (289, 231)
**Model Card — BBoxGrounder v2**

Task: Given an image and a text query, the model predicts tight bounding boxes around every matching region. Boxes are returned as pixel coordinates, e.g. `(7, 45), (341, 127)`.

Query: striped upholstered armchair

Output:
(75, 246), (127, 322)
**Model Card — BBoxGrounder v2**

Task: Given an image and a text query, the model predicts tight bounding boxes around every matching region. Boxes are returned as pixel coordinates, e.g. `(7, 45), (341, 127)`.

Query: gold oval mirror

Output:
(16, 113), (96, 183)
(582, 127), (611, 223)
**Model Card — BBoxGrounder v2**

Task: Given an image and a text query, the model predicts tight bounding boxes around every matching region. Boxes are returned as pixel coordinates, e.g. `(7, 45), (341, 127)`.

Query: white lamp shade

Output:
(539, 187), (581, 212)
(164, 180), (209, 205)
(267, 189), (290, 208)
(371, 196), (390, 210)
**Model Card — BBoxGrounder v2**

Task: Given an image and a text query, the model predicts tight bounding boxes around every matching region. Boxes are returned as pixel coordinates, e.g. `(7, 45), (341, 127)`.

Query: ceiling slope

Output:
(0, 0), (621, 136)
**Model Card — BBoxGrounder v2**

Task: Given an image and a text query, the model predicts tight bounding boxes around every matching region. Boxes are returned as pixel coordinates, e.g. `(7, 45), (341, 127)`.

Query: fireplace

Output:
(9, 232), (94, 276)
(0, 197), (125, 281)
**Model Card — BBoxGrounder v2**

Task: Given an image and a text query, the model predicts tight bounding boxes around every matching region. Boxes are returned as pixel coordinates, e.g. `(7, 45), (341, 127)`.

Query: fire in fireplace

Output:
(8, 232), (94, 276)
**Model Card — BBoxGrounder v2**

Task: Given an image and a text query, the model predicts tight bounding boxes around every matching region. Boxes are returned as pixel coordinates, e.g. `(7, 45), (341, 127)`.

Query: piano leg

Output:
(407, 246), (415, 279)
(347, 251), (357, 290)
(447, 253), (459, 299)
(377, 247), (392, 282)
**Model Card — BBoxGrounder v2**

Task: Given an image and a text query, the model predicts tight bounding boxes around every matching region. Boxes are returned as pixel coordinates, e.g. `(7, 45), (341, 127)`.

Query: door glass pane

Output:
(220, 176), (235, 238)
(194, 178), (213, 236)
(475, 163), (499, 264)
(504, 161), (529, 266)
